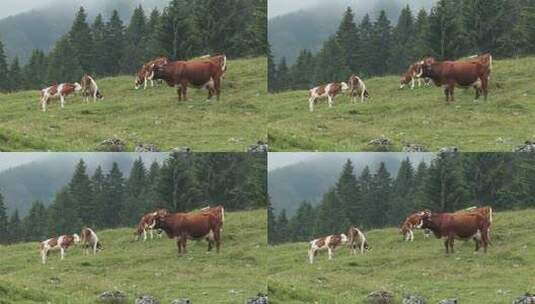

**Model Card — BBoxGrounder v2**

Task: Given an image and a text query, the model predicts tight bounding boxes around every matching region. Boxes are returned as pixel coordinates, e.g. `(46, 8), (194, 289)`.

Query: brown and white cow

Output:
(308, 82), (350, 112)
(200, 205), (225, 231)
(40, 82), (82, 112)
(421, 57), (490, 103)
(347, 226), (369, 254)
(81, 74), (103, 102)
(400, 61), (431, 89)
(80, 227), (102, 255)
(135, 57), (170, 90)
(348, 75), (370, 103)
(134, 210), (165, 241)
(400, 212), (426, 241)
(152, 210), (222, 254)
(308, 233), (348, 264)
(152, 59), (225, 102)
(40, 233), (81, 264)
(420, 210), (491, 254)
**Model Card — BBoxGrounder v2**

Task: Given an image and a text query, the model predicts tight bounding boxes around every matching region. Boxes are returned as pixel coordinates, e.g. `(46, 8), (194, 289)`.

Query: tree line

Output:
(0, 152), (267, 244)
(0, 0), (267, 93)
(268, 0), (535, 92)
(269, 153), (535, 244)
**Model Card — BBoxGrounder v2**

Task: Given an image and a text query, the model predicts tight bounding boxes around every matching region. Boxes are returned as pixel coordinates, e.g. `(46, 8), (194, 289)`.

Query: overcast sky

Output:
(0, 0), (56, 18)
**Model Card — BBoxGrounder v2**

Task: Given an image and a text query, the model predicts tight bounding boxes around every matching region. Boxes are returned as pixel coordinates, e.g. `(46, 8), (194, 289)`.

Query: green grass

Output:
(0, 209), (267, 304)
(0, 57), (267, 152)
(267, 56), (535, 152)
(268, 209), (535, 304)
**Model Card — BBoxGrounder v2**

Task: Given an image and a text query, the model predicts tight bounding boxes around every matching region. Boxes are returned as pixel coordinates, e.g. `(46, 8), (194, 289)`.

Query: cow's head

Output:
(134, 75), (144, 90)
(73, 82), (83, 92)
(95, 89), (104, 100)
(340, 233), (349, 244)
(400, 75), (410, 88)
(420, 57), (436, 77)
(73, 233), (81, 244)
(96, 241), (103, 251)
(152, 209), (170, 229)
(340, 82), (349, 92)
(420, 210), (434, 228)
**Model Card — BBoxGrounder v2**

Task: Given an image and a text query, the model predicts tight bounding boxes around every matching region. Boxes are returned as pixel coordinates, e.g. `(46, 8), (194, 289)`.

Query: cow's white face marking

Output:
(340, 82), (349, 91)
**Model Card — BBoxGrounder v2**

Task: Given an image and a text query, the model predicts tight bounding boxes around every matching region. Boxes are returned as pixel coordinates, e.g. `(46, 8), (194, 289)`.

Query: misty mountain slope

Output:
(268, 153), (434, 216)
(268, 0), (437, 64)
(0, 0), (168, 63)
(0, 153), (166, 216)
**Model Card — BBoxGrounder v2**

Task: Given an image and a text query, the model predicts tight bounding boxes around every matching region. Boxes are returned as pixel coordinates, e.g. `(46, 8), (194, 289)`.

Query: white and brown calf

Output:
(308, 233), (348, 264)
(81, 74), (103, 102)
(40, 234), (81, 264)
(347, 226), (369, 254)
(135, 211), (163, 241)
(40, 82), (82, 112)
(308, 82), (349, 112)
(348, 74), (370, 103)
(80, 227), (102, 255)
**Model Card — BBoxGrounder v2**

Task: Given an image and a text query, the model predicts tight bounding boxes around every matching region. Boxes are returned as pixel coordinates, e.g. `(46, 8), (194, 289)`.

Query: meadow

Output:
(267, 57), (535, 152)
(0, 209), (267, 304)
(268, 209), (535, 304)
(0, 57), (267, 152)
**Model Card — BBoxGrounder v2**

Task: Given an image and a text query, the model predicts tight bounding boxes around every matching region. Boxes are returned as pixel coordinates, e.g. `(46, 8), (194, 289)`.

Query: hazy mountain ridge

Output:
(268, 0), (437, 64)
(0, 153), (167, 216)
(268, 153), (434, 216)
(0, 0), (169, 63)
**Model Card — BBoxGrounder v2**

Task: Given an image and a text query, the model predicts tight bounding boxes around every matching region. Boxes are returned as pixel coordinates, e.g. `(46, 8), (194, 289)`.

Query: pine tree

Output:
(313, 37), (349, 84)
(391, 158), (415, 225)
(69, 7), (94, 73)
(314, 189), (348, 235)
(275, 57), (289, 91)
(336, 7), (359, 72)
(47, 36), (83, 83)
(123, 5), (147, 73)
(412, 9), (433, 59)
(356, 14), (374, 76)
(103, 10), (125, 75)
(91, 166), (107, 227)
(390, 5), (415, 73)
(413, 161), (430, 210)
(425, 153), (469, 212)
(91, 14), (107, 76)
(144, 9), (164, 60)
(23, 49), (47, 89)
(8, 57), (22, 92)
(369, 162), (392, 228)
(357, 166), (373, 228)
(123, 158), (147, 226)
(102, 163), (125, 228)
(146, 161), (162, 211)
(0, 38), (9, 92)
(69, 160), (94, 226)
(23, 201), (48, 241)
(276, 209), (289, 243)
(267, 43), (277, 92)
(289, 49), (314, 90)
(370, 11), (393, 75)
(8, 209), (21, 243)
(335, 160), (358, 224)
(0, 191), (8, 244)
(428, 0), (469, 59)
(247, 0), (267, 56)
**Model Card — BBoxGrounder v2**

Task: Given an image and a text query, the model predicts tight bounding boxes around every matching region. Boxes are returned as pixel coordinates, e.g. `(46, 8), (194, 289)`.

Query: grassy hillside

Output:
(0, 209), (267, 304)
(268, 209), (535, 304)
(267, 56), (535, 152)
(0, 57), (266, 152)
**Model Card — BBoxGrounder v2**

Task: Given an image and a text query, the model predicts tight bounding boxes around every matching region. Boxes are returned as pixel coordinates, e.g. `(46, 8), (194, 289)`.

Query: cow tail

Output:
(221, 206), (225, 223)
(489, 207), (493, 224)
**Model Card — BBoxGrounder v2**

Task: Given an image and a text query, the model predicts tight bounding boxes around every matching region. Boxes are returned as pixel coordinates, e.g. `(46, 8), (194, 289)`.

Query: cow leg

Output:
(150, 229), (154, 240)
(328, 247), (333, 260)
(482, 77), (489, 101)
(41, 250), (47, 264)
(308, 249), (315, 264)
(328, 95), (334, 108)
(214, 77), (221, 101)
(449, 238), (455, 254)
(444, 239), (449, 254)
(93, 243), (97, 255)
(41, 97), (47, 112)
(474, 237), (480, 252)
(443, 88), (449, 102)
(411, 77), (415, 90)
(176, 86), (182, 102)
(176, 238), (182, 254)
(410, 230), (414, 242)
(60, 95), (65, 108)
(309, 97), (315, 112)
(449, 85), (455, 102)
(144, 77), (148, 90)
(360, 242), (365, 254)
(60, 247), (65, 260)
(182, 238), (188, 254)
(143, 229), (147, 241)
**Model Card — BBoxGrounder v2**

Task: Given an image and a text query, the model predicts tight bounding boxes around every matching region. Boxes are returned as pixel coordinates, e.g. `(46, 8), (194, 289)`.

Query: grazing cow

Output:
(152, 210), (222, 254)
(420, 210), (491, 254)
(134, 210), (164, 241)
(421, 57), (490, 102)
(308, 82), (349, 112)
(400, 62), (431, 89)
(81, 74), (103, 102)
(347, 226), (369, 254)
(40, 234), (81, 264)
(135, 57), (170, 90)
(152, 59), (224, 102)
(80, 227), (102, 255)
(40, 83), (82, 112)
(200, 205), (225, 231)
(400, 212), (425, 241)
(308, 233), (348, 264)
(348, 74), (370, 103)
